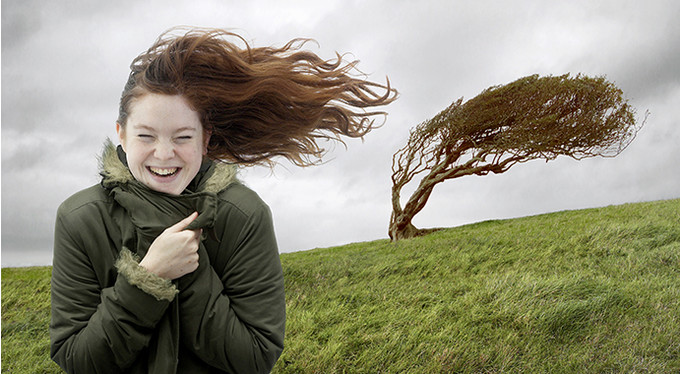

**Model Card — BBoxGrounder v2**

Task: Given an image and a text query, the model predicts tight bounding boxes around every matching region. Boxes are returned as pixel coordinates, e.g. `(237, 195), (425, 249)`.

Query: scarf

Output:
(98, 139), (237, 373)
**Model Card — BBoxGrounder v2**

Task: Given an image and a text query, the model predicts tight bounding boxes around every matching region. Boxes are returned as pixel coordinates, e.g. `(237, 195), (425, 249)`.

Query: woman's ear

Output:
(202, 129), (212, 155)
(116, 123), (127, 151)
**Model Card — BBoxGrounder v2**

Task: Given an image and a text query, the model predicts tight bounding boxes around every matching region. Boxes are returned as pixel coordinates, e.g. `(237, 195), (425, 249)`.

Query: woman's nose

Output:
(154, 141), (175, 160)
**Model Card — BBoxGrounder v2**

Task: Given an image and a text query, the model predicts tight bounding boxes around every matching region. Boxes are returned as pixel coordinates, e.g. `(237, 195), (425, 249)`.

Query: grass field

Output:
(2, 198), (679, 373)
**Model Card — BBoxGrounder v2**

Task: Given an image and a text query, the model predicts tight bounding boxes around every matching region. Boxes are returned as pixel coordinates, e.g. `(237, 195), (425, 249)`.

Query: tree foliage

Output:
(389, 74), (643, 240)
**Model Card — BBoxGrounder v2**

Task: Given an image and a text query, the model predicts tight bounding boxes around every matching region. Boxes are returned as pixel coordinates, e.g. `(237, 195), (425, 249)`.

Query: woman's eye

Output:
(176, 136), (193, 141)
(138, 134), (153, 139)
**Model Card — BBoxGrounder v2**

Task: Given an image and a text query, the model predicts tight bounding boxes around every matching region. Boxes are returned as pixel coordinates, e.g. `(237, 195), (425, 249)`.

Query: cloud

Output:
(2, 0), (679, 266)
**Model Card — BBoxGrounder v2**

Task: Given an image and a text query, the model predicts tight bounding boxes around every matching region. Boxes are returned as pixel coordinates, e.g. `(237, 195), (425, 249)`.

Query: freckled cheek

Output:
(172, 149), (198, 171)
(183, 144), (204, 158)
(129, 149), (152, 168)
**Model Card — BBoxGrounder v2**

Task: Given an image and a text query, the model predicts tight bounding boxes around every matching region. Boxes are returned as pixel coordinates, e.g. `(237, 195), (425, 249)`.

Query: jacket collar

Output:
(98, 138), (237, 194)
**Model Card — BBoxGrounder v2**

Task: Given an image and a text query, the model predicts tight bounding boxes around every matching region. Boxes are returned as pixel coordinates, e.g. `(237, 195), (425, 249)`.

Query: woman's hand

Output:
(140, 212), (202, 280)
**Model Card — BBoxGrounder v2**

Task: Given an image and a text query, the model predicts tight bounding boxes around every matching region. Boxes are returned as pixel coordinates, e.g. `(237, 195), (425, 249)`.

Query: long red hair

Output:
(117, 27), (397, 166)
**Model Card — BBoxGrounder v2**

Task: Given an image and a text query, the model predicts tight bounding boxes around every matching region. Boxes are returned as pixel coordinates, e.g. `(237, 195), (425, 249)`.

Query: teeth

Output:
(149, 167), (178, 176)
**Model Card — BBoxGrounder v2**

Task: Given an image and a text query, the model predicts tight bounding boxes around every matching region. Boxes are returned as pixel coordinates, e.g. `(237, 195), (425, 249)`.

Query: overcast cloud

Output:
(2, 0), (679, 267)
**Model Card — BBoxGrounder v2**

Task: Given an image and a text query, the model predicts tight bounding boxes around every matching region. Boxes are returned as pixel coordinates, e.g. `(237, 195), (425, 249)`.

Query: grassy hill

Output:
(2, 199), (679, 373)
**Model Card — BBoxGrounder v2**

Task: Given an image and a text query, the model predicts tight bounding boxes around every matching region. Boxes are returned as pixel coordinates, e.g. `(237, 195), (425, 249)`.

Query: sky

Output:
(2, 0), (679, 267)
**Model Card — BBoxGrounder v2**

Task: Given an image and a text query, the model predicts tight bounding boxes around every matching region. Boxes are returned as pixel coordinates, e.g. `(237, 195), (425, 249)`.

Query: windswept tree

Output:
(389, 74), (643, 240)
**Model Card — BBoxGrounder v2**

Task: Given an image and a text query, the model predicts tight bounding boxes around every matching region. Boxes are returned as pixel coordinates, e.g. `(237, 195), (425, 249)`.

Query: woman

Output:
(50, 27), (396, 373)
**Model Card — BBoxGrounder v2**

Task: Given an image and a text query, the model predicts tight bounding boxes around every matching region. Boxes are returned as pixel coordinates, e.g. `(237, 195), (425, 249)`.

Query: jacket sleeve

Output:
(178, 202), (285, 373)
(50, 203), (175, 373)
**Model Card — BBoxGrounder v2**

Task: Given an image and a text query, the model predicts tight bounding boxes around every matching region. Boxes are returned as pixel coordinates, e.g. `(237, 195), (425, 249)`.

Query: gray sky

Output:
(2, 0), (679, 267)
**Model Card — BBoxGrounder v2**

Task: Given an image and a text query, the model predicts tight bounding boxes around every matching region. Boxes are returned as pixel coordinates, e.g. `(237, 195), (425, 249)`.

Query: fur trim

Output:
(115, 248), (178, 302)
(203, 162), (238, 194)
(99, 138), (134, 185)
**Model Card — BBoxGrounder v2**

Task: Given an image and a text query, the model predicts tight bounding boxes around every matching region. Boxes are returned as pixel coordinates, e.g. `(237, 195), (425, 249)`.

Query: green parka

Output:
(50, 141), (286, 373)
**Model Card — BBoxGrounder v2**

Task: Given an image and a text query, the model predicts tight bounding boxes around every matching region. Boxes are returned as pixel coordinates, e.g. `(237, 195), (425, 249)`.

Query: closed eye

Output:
(175, 136), (193, 142)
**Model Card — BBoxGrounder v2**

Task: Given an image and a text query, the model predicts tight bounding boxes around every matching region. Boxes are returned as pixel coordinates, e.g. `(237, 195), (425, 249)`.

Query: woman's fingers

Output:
(166, 211), (199, 233)
(140, 212), (203, 280)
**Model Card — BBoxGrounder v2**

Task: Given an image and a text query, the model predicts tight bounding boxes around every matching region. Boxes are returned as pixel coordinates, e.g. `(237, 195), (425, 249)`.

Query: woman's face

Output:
(117, 93), (209, 195)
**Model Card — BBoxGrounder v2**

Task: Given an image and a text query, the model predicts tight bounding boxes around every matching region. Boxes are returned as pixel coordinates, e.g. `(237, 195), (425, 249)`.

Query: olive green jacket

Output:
(50, 141), (285, 373)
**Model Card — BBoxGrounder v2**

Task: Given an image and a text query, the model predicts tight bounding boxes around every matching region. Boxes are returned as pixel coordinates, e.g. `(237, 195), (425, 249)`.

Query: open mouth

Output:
(148, 166), (180, 177)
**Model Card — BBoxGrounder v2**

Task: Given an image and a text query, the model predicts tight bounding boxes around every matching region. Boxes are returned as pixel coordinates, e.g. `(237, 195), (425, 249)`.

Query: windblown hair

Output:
(117, 27), (398, 166)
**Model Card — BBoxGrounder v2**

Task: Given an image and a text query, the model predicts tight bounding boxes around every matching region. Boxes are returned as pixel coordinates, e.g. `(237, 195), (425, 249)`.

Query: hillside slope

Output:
(2, 199), (679, 373)
(275, 198), (680, 373)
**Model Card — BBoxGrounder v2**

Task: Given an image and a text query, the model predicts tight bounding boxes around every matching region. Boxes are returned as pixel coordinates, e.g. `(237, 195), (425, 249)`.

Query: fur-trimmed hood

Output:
(98, 139), (237, 194)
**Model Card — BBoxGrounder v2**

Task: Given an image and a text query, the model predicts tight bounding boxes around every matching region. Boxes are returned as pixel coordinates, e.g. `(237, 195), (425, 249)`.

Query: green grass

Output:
(3, 199), (679, 373)
(1, 266), (58, 373)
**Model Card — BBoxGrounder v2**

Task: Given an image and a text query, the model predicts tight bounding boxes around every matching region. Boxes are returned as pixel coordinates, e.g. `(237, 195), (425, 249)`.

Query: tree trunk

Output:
(389, 168), (440, 241)
(389, 216), (444, 240)
(389, 219), (418, 240)
(389, 211), (440, 240)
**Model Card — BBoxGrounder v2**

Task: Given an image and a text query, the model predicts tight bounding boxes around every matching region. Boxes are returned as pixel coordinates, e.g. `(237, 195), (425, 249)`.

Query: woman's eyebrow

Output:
(131, 125), (197, 133)
(131, 124), (156, 132)
(174, 127), (198, 133)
